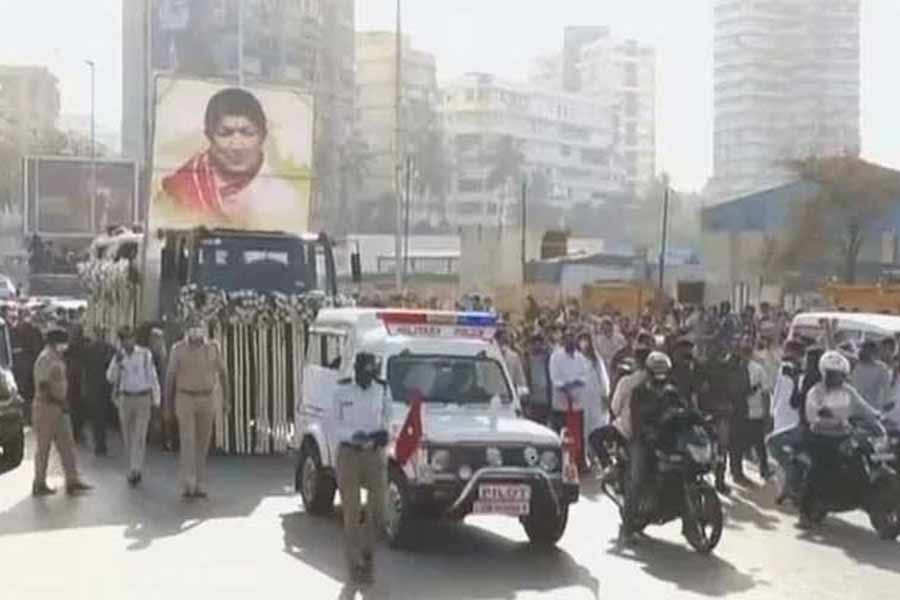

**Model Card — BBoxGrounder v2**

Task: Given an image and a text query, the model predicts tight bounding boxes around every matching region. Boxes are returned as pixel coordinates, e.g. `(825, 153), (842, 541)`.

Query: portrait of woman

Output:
(151, 82), (312, 233)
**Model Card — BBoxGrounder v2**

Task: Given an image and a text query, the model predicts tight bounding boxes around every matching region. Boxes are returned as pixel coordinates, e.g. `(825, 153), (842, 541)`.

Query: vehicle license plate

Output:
(473, 484), (531, 515)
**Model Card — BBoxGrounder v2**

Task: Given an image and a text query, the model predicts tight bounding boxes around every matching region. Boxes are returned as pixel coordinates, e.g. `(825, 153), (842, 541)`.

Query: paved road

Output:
(1, 434), (898, 600)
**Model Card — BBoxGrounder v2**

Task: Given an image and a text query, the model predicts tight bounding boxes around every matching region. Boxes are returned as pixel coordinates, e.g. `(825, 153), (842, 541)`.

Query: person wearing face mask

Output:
(621, 351), (675, 542)
(332, 352), (392, 585)
(796, 351), (882, 528)
(577, 331), (611, 466)
(669, 338), (700, 410)
(549, 330), (591, 468)
(164, 320), (230, 499)
(31, 328), (93, 497)
(106, 326), (160, 487)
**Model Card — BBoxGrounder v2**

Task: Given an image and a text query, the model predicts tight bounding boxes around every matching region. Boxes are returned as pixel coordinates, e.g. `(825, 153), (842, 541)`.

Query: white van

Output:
(293, 308), (579, 549)
(789, 311), (900, 345)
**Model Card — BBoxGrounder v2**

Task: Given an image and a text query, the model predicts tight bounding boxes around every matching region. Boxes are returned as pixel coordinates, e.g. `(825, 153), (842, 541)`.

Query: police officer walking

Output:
(332, 353), (392, 585)
(106, 326), (160, 487)
(163, 320), (229, 499)
(31, 328), (92, 496)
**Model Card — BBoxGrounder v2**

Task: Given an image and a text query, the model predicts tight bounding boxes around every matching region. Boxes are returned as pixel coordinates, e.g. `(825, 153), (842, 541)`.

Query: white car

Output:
(294, 308), (579, 548)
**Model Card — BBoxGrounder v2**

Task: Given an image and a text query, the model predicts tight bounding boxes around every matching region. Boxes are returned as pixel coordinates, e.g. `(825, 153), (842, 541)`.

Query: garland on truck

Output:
(77, 256), (139, 340)
(177, 285), (351, 454)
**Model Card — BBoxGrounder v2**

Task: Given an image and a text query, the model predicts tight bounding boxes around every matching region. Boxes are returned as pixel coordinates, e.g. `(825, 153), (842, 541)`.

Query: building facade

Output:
(121, 0), (355, 229)
(354, 31), (438, 228)
(536, 27), (657, 195)
(578, 34), (656, 196)
(0, 66), (60, 152)
(442, 73), (623, 227)
(710, 0), (861, 202)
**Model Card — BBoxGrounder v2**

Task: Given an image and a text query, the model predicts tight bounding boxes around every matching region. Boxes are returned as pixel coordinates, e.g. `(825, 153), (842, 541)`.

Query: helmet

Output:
(819, 350), (851, 377)
(645, 351), (672, 381)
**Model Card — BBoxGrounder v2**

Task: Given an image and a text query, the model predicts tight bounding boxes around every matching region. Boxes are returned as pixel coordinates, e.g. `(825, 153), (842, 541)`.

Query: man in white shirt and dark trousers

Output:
(106, 326), (160, 487)
(549, 330), (590, 469)
(332, 352), (392, 585)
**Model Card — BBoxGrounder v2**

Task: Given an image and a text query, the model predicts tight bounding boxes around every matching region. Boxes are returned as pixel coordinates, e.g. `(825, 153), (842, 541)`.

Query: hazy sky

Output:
(1, 0), (898, 191)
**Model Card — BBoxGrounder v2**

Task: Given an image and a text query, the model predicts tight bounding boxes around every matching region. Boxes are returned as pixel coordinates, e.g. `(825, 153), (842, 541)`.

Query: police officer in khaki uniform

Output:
(331, 353), (392, 585)
(31, 328), (92, 496)
(163, 320), (229, 499)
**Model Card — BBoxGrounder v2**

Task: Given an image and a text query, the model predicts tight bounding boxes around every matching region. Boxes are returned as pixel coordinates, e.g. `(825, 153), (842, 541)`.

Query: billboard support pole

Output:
(86, 59), (97, 233)
(237, 0), (245, 86)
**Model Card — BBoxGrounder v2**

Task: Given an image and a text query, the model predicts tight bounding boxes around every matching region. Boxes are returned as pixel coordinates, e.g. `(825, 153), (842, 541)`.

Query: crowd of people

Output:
(493, 297), (900, 535)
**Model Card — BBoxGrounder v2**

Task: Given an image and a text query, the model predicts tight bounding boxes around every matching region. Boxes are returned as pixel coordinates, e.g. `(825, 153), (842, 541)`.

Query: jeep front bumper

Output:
(408, 467), (578, 517)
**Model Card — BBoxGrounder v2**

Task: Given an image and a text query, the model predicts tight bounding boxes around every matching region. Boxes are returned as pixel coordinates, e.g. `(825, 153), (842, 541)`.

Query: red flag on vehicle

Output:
(565, 396), (584, 470)
(394, 388), (424, 465)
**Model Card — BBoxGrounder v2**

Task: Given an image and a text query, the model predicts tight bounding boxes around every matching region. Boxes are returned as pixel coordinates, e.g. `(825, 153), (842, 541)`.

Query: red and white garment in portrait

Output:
(161, 152), (306, 230)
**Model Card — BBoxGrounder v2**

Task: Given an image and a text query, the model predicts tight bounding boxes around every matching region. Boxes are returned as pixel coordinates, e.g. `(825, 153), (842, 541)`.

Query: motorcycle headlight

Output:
(686, 443), (713, 465)
(540, 450), (559, 472)
(430, 449), (452, 473)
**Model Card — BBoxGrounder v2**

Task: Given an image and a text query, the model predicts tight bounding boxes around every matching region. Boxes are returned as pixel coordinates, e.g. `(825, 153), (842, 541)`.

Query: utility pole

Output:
(658, 185), (670, 293)
(403, 154), (413, 282)
(85, 59), (96, 233)
(521, 178), (528, 286)
(394, 0), (404, 293)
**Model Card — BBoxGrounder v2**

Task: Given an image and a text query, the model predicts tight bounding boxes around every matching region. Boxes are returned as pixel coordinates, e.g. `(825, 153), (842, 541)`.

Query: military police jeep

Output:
(0, 317), (25, 472)
(294, 308), (579, 549)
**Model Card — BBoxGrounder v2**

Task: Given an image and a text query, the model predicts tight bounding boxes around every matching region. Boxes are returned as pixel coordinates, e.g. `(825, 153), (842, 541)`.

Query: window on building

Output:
(625, 123), (637, 146)
(624, 92), (637, 117)
(458, 178), (483, 193)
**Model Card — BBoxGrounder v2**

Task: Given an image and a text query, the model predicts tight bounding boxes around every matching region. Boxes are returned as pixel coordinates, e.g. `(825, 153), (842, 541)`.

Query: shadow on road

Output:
(607, 534), (765, 597)
(281, 510), (601, 600)
(0, 439), (295, 550)
(797, 516), (900, 575)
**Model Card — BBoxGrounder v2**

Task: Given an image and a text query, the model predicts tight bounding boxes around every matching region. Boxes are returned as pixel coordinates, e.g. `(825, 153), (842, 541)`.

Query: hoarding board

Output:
(149, 76), (314, 234)
(23, 157), (139, 236)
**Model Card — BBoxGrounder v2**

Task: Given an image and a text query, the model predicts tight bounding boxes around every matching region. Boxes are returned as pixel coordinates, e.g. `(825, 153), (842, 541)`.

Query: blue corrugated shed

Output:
(702, 180), (820, 233)
(703, 177), (900, 234)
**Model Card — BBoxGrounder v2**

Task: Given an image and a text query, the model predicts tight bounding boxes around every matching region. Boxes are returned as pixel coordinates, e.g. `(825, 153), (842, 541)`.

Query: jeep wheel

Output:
(297, 442), (335, 516)
(0, 430), (25, 472)
(385, 465), (419, 549)
(521, 504), (569, 547)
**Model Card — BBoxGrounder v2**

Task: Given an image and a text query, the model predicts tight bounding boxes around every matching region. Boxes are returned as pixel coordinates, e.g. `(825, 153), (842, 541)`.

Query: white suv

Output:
(294, 308), (579, 548)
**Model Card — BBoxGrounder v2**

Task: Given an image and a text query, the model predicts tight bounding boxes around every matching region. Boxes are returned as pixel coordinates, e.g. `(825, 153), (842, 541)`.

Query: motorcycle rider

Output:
(796, 350), (882, 529)
(621, 351), (677, 542)
(670, 338), (700, 410)
(698, 339), (745, 495)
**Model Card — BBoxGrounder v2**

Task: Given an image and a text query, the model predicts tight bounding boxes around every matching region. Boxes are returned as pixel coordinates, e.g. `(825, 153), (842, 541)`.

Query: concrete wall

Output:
(459, 226), (542, 294)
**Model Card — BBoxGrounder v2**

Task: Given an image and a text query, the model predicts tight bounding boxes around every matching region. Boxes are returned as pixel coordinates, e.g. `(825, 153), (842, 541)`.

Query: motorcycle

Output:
(791, 416), (900, 540)
(602, 405), (724, 554)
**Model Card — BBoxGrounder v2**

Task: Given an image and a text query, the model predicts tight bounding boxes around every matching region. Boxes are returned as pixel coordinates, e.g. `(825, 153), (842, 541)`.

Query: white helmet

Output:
(819, 350), (851, 377)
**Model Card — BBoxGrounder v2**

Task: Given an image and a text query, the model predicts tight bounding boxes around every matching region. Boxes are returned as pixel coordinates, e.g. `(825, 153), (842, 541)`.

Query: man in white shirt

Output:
(549, 331), (591, 468)
(497, 329), (527, 392)
(332, 352), (392, 585)
(106, 326), (160, 487)
(594, 317), (627, 373)
(744, 343), (772, 480)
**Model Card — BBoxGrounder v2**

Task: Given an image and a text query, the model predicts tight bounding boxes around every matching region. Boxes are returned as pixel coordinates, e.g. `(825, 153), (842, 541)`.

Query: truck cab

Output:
(294, 308), (579, 549)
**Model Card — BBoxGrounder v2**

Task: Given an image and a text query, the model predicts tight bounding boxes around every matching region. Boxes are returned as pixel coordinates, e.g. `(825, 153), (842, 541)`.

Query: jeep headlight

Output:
(686, 442), (713, 465)
(430, 449), (452, 473)
(540, 450), (559, 472)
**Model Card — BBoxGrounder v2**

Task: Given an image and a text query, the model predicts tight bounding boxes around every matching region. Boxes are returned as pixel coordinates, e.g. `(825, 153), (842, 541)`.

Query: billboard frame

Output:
(23, 155), (140, 238)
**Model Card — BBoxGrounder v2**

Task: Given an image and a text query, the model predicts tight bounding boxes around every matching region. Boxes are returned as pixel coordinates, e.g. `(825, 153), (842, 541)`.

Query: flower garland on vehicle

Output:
(176, 284), (352, 454)
(77, 257), (139, 340)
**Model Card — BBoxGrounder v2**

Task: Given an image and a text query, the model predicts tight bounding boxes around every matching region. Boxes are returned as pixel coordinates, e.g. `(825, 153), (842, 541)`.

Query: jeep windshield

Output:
(191, 235), (332, 294)
(388, 354), (512, 406)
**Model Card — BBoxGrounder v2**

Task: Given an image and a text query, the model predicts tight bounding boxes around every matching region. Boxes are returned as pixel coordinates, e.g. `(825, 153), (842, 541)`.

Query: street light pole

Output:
(658, 185), (670, 293)
(85, 59), (96, 233)
(394, 0), (404, 293)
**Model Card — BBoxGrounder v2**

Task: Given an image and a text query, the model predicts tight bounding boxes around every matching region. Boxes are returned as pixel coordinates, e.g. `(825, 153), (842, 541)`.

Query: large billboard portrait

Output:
(149, 76), (314, 234)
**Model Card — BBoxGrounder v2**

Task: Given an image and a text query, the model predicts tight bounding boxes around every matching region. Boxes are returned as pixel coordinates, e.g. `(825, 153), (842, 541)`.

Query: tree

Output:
(780, 156), (900, 283)
(338, 131), (373, 233)
(486, 135), (525, 191)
